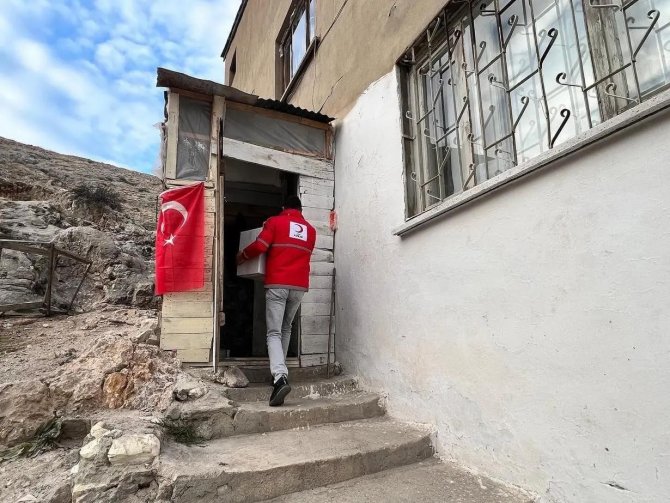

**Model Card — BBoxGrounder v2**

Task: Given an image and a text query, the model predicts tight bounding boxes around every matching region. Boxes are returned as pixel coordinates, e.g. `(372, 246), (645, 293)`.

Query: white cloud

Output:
(0, 0), (242, 173)
(95, 42), (126, 74)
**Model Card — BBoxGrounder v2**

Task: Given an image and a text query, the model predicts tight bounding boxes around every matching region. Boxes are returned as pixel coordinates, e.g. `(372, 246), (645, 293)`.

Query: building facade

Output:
(223, 1), (670, 501)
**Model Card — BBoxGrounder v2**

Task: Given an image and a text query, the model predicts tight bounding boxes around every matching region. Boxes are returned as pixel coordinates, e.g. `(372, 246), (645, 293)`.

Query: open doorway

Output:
(220, 159), (299, 360)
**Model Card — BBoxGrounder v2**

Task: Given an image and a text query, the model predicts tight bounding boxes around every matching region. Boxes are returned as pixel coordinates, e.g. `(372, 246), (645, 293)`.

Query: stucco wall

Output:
(224, 0), (292, 97)
(224, 0), (447, 117)
(334, 69), (670, 502)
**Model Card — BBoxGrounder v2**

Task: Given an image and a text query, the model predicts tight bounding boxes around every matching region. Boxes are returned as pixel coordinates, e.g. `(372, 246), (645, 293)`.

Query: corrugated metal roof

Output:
(156, 67), (333, 124)
(254, 98), (333, 123)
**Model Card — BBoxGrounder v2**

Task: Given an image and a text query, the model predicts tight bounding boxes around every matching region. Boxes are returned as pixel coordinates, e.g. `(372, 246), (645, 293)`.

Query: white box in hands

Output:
(237, 227), (266, 280)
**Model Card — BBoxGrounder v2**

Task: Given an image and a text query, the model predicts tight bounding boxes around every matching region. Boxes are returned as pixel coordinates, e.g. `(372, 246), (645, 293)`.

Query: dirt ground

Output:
(0, 307), (157, 383)
(0, 306), (186, 503)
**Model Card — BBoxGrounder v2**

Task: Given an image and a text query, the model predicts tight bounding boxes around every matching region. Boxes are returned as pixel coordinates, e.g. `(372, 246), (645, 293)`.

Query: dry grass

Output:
(158, 418), (204, 446)
(0, 417), (63, 462)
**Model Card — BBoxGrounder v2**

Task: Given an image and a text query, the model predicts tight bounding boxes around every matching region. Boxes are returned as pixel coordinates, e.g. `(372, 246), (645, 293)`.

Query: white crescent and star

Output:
(160, 201), (189, 246)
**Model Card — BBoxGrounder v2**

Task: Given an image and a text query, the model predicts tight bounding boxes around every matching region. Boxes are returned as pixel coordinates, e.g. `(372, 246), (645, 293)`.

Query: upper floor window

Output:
(400, 0), (670, 218)
(228, 51), (237, 86)
(279, 0), (317, 96)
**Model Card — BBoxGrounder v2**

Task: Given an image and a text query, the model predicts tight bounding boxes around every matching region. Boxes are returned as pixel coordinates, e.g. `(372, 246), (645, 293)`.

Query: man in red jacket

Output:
(237, 196), (316, 406)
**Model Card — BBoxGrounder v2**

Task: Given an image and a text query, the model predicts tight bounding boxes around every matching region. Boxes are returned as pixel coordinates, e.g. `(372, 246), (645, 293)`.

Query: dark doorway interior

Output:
(220, 160), (299, 359)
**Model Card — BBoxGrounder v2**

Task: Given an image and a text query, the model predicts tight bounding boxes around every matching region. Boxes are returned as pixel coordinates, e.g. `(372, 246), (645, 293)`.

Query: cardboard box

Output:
(237, 227), (266, 280)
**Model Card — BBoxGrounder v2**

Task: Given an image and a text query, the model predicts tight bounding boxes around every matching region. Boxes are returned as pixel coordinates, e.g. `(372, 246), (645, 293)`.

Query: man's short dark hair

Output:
(284, 196), (302, 210)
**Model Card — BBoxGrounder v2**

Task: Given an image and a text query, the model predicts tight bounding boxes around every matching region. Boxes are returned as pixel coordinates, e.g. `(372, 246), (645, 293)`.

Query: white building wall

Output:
(334, 70), (670, 502)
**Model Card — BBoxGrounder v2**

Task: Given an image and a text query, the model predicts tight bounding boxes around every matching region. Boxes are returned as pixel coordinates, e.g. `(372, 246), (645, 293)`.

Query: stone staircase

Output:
(158, 374), (534, 502)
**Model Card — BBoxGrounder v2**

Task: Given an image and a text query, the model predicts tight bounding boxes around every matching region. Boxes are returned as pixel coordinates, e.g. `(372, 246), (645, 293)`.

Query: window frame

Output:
(277, 0), (319, 100)
(400, 0), (670, 220)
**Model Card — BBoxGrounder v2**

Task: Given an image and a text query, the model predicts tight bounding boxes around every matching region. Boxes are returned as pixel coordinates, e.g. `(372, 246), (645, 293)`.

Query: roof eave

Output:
(221, 0), (249, 60)
(156, 67), (334, 124)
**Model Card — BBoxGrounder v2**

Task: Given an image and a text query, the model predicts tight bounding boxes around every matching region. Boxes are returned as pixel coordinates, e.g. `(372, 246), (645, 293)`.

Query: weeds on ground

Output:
(0, 417), (63, 462)
(158, 418), (204, 446)
(72, 184), (123, 211)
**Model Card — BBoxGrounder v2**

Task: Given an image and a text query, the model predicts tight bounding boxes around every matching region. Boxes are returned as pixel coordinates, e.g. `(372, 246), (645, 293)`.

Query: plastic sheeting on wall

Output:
(177, 97), (212, 180)
(223, 107), (326, 157)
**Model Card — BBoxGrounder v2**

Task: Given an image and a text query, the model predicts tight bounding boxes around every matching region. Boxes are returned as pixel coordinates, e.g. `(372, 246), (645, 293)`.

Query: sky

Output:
(0, 0), (241, 174)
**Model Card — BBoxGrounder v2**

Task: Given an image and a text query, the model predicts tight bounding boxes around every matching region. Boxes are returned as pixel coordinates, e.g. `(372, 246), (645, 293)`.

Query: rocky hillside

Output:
(0, 136), (163, 310)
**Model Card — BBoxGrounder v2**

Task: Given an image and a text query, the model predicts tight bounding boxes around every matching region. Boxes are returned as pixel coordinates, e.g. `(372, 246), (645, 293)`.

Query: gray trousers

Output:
(266, 288), (305, 380)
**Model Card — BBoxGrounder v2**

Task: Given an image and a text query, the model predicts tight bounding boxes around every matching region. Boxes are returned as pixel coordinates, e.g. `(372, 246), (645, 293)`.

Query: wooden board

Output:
(301, 333), (334, 354)
(315, 234), (334, 250)
(311, 249), (333, 263)
(204, 200), (216, 213)
(300, 302), (331, 316)
(162, 317), (213, 334)
(300, 194), (333, 210)
(303, 288), (332, 304)
(302, 206), (331, 223)
(312, 221), (334, 237)
(161, 332), (212, 350)
(301, 315), (332, 335)
(310, 262), (335, 276)
(300, 353), (329, 366)
(299, 177), (334, 197)
(165, 179), (216, 188)
(163, 290), (213, 302)
(165, 92), (179, 179)
(161, 300), (213, 318)
(308, 275), (333, 289)
(176, 348), (211, 363)
(222, 138), (334, 181)
(208, 96), (224, 181)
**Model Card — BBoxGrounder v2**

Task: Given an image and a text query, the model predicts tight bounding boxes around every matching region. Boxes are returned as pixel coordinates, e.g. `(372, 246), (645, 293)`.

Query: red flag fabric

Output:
(155, 182), (205, 295)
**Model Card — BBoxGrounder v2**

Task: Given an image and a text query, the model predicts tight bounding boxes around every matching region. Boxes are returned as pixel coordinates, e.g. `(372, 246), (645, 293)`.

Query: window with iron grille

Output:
(279, 0), (317, 97)
(400, 0), (670, 218)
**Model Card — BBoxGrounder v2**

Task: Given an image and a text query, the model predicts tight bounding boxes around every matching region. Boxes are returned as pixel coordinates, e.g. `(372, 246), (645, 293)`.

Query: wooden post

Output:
(212, 96), (226, 372)
(44, 244), (56, 316)
(326, 268), (336, 378)
(165, 92), (179, 179)
(67, 262), (92, 313)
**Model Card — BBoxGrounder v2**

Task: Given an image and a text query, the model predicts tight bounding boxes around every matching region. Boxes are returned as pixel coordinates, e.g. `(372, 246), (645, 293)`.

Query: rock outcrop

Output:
(0, 309), (182, 449)
(0, 136), (162, 310)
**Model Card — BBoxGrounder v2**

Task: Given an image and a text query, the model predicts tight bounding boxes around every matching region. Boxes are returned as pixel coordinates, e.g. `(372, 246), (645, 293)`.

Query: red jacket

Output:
(242, 209), (316, 290)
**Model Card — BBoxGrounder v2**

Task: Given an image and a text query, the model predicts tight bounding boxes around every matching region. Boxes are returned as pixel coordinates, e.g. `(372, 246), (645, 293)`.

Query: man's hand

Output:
(236, 251), (246, 265)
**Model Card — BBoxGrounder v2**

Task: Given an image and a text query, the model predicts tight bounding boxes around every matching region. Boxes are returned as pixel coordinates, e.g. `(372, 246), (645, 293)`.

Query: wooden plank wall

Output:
(159, 92), (223, 364)
(160, 188), (216, 363)
(299, 175), (335, 365)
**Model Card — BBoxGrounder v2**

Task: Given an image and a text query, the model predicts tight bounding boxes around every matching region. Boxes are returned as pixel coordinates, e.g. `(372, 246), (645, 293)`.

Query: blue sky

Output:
(0, 0), (241, 174)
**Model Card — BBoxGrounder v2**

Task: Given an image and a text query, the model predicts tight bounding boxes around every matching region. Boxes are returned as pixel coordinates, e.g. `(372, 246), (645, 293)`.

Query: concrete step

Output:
(158, 418), (434, 503)
(222, 375), (358, 402)
(170, 390), (385, 440)
(233, 391), (385, 436)
(234, 364), (340, 384)
(265, 458), (535, 503)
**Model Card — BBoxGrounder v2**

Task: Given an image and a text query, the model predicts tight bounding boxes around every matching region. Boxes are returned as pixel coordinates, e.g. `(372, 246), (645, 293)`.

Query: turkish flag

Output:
(155, 182), (206, 295)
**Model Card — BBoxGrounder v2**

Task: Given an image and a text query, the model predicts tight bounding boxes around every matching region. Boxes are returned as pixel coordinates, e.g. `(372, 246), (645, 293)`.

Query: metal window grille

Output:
(401, 0), (670, 217)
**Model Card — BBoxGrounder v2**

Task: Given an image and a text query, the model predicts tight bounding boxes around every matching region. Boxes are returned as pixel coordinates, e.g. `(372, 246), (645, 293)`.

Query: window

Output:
(228, 51), (237, 86)
(401, 0), (670, 218)
(176, 97), (211, 180)
(279, 0), (317, 95)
